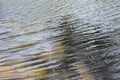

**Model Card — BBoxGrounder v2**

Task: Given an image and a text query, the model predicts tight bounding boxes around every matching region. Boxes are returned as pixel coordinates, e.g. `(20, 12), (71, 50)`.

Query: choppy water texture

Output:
(0, 0), (120, 80)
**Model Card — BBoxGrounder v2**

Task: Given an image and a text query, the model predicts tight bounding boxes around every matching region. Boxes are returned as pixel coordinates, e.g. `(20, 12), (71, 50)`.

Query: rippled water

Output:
(0, 0), (120, 80)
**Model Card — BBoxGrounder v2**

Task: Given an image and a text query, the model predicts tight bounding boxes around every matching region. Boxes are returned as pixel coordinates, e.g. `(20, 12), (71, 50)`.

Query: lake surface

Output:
(0, 0), (120, 80)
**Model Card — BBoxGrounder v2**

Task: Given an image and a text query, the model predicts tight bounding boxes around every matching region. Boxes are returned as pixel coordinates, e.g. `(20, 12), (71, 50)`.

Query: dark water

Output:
(0, 0), (120, 80)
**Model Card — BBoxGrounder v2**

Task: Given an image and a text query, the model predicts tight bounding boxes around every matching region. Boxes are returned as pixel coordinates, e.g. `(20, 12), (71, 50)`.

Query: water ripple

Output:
(0, 0), (120, 80)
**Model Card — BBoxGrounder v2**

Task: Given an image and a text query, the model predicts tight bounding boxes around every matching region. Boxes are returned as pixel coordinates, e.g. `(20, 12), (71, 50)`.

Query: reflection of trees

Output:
(0, 0), (120, 79)
(53, 15), (80, 79)
(74, 25), (116, 80)
(80, 35), (115, 80)
(0, 13), (118, 80)
(55, 15), (95, 80)
(50, 14), (117, 80)
(29, 14), (117, 80)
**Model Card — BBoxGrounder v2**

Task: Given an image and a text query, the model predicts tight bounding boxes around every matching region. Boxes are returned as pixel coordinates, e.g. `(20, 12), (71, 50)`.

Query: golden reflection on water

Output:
(0, 0), (120, 80)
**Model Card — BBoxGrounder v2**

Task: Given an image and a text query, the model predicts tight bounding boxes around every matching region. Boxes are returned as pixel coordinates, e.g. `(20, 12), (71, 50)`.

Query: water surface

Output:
(0, 0), (120, 80)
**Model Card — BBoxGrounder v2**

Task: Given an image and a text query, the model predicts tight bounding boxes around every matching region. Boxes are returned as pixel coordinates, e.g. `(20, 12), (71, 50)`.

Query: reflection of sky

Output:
(0, 0), (120, 59)
(0, 1), (119, 54)
(0, 0), (120, 79)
